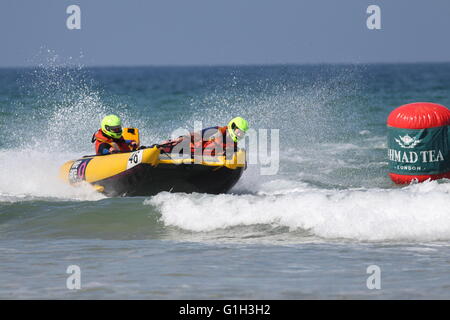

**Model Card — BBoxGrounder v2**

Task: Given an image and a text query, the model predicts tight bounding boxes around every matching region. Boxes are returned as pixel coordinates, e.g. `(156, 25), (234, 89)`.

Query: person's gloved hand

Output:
(160, 137), (183, 146)
(130, 141), (138, 150)
(173, 136), (184, 144)
(109, 147), (119, 154)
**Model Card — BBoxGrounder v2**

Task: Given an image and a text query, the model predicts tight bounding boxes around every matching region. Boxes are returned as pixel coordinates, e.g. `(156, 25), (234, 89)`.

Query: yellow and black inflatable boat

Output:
(59, 146), (246, 197)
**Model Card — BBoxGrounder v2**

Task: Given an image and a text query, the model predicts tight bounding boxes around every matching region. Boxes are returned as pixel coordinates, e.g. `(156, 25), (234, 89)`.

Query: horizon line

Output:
(1, 60), (450, 70)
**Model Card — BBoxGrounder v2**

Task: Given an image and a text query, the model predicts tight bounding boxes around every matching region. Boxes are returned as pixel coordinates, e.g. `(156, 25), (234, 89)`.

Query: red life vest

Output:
(192, 126), (236, 156)
(159, 126), (237, 157)
(92, 129), (132, 155)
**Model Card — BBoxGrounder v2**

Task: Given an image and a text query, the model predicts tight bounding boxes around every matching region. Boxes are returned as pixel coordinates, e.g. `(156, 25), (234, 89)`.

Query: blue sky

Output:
(1, 0), (450, 67)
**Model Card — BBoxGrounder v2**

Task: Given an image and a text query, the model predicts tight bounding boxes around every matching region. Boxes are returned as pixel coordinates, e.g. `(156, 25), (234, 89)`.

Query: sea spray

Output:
(1, 51), (112, 200)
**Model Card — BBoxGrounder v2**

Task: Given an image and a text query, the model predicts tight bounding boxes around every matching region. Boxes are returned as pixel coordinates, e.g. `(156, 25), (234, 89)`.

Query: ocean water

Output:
(0, 60), (449, 299)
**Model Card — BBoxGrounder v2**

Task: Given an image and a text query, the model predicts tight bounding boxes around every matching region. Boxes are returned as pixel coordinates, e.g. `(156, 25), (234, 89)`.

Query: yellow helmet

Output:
(101, 114), (123, 139)
(227, 117), (249, 142)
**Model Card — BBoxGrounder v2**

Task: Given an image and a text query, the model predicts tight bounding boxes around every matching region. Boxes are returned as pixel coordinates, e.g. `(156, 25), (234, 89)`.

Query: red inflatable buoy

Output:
(387, 102), (450, 184)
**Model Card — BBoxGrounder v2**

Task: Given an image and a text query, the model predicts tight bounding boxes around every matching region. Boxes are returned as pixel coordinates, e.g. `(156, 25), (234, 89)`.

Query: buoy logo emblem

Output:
(394, 134), (422, 149)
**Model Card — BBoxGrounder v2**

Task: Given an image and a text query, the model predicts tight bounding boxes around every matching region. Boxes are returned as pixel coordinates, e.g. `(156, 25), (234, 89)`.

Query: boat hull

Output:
(59, 147), (246, 196)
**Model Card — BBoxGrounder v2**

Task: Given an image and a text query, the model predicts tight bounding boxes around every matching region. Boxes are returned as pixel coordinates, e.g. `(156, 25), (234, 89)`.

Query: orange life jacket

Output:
(192, 126), (236, 156)
(92, 129), (132, 155)
(159, 126), (237, 157)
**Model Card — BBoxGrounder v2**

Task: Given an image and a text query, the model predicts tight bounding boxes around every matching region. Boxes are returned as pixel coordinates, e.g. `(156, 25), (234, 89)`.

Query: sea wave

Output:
(146, 179), (450, 242)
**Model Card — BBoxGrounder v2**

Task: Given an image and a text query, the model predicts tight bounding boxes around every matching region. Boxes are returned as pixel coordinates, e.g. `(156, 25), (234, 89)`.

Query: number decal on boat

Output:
(127, 150), (143, 169)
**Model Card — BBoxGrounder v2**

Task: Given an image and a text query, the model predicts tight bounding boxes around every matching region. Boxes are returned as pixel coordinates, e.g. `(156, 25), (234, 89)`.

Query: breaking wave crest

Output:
(146, 179), (450, 242)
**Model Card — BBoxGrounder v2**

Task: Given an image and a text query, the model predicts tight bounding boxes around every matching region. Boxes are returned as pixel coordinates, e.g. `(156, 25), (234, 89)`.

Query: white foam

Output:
(146, 180), (450, 241)
(0, 148), (104, 202)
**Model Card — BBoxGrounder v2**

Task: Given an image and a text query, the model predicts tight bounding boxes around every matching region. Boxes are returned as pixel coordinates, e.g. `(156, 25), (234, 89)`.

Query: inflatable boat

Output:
(59, 133), (246, 197)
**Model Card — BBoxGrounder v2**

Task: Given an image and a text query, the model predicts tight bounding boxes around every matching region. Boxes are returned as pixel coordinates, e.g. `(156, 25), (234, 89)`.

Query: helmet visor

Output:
(105, 125), (122, 134)
(231, 123), (246, 140)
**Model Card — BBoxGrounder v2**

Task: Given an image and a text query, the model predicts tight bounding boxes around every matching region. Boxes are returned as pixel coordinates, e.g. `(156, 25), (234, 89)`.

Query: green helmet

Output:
(101, 114), (123, 139)
(227, 117), (249, 142)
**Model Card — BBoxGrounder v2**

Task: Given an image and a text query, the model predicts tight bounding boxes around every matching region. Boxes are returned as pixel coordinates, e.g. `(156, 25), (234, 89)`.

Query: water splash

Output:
(0, 50), (111, 201)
